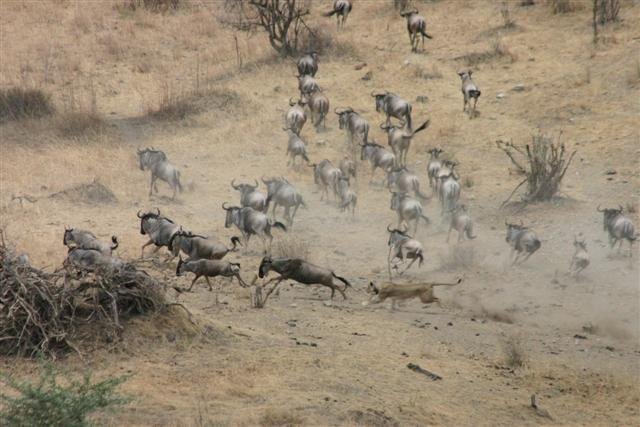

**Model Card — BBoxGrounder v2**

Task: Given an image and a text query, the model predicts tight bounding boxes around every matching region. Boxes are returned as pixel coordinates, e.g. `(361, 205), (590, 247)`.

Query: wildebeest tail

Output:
(417, 252), (424, 267)
(323, 9), (338, 17)
(271, 221), (287, 232)
(332, 272), (352, 289)
(466, 224), (477, 240)
(110, 236), (119, 251)
(421, 29), (433, 39)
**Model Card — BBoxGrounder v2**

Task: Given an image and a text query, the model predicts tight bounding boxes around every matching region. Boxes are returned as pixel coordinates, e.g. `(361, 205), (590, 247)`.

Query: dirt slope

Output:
(1, 1), (639, 425)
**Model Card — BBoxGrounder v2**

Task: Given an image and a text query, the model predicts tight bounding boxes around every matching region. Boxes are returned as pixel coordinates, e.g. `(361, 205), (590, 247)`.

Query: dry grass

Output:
(56, 111), (106, 137)
(549, 0), (584, 14)
(259, 408), (304, 427)
(502, 335), (528, 368)
(456, 38), (516, 67)
(413, 64), (443, 80)
(0, 88), (54, 122)
(272, 235), (311, 260)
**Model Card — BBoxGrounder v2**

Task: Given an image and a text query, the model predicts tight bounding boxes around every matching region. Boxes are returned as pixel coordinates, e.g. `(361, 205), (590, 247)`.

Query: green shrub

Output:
(0, 362), (129, 427)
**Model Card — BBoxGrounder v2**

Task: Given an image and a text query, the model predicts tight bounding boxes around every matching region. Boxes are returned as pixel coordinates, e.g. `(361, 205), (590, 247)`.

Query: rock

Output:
(496, 92), (506, 99)
(361, 71), (373, 81)
(512, 84), (526, 92)
(415, 95), (429, 103)
(604, 168), (617, 175)
(354, 62), (367, 70)
(290, 303), (297, 308)
(323, 300), (333, 307)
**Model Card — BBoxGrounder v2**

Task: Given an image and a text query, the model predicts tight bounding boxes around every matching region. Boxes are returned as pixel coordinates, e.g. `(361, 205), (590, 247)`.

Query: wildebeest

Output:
(458, 68), (481, 116)
(427, 148), (444, 189)
(176, 257), (247, 292)
(387, 224), (424, 277)
(380, 120), (430, 167)
(360, 141), (396, 184)
(372, 91), (412, 128)
(297, 52), (318, 77)
(336, 176), (357, 216)
(399, 8), (432, 52)
(569, 234), (590, 276)
(262, 177), (306, 226)
(231, 179), (267, 212)
(222, 203), (286, 252)
(390, 191), (430, 234)
(302, 91), (329, 131)
(63, 227), (118, 255)
(438, 172), (460, 215)
(323, 0), (352, 29)
(137, 208), (181, 258)
(137, 148), (183, 199)
(339, 156), (357, 180)
(597, 205), (636, 254)
(64, 247), (127, 272)
(285, 98), (307, 136)
(297, 74), (320, 97)
(386, 166), (430, 200)
(283, 128), (310, 168)
(258, 256), (351, 301)
(310, 160), (342, 201)
(447, 204), (476, 243)
(168, 229), (240, 261)
(335, 107), (370, 145)
(505, 221), (541, 265)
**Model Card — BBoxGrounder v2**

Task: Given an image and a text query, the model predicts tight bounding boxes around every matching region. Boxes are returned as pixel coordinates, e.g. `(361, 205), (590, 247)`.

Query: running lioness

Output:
(364, 276), (463, 310)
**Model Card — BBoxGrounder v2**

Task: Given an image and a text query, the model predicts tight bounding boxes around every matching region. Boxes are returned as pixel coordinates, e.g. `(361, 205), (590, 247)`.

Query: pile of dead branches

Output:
(0, 236), (165, 358)
(497, 132), (576, 205)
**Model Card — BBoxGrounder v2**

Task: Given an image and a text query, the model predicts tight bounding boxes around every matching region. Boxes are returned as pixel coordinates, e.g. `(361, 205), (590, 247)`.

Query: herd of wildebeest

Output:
(60, 2), (636, 307)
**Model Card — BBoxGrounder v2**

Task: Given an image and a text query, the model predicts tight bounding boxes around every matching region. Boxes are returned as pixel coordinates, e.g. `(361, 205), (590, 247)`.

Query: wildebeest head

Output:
(574, 235), (587, 251)
(231, 179), (259, 195)
(360, 141), (382, 161)
(505, 220), (526, 243)
(335, 107), (354, 130)
(387, 224), (409, 246)
(137, 148), (166, 171)
(597, 205), (623, 231)
(137, 208), (162, 234)
(457, 68), (473, 79)
(428, 147), (444, 158)
(63, 227), (73, 246)
(367, 281), (380, 295)
(261, 176), (288, 197)
(222, 203), (242, 228)
(258, 256), (273, 278)
(371, 91), (390, 112)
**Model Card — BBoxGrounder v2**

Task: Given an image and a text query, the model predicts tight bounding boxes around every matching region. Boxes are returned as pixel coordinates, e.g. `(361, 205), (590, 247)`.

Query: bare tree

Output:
(592, 0), (621, 43)
(222, 0), (311, 57)
(497, 133), (576, 205)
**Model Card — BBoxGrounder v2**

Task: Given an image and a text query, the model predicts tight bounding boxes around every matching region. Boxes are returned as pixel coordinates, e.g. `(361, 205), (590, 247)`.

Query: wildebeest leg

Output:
(463, 96), (468, 113)
(149, 175), (155, 196)
(140, 240), (155, 258)
(205, 276), (213, 291)
(291, 204), (300, 223)
(187, 275), (200, 292)
(284, 206), (292, 225)
(519, 251), (535, 264)
(263, 277), (286, 302)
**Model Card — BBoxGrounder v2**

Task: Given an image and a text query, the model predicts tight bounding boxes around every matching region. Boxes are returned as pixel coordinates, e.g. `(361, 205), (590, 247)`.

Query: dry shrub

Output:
(550, 0), (584, 14)
(129, 0), (181, 12)
(147, 82), (241, 121)
(272, 235), (311, 260)
(413, 64), (443, 80)
(463, 176), (474, 188)
(56, 111), (106, 137)
(259, 408), (304, 427)
(300, 26), (359, 59)
(0, 88), (54, 122)
(457, 38), (516, 66)
(596, 0), (620, 24)
(0, 234), (166, 358)
(439, 245), (476, 271)
(500, 1), (516, 28)
(49, 179), (117, 204)
(502, 335), (527, 368)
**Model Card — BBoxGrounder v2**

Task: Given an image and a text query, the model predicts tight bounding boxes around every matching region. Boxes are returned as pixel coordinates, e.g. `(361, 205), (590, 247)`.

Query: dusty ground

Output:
(1, 1), (639, 425)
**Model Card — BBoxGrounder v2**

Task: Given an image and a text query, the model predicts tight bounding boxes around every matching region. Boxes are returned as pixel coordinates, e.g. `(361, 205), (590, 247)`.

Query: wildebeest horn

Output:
(155, 208), (160, 216)
(283, 126), (291, 131)
(222, 202), (230, 210)
(380, 123), (390, 130)
(231, 179), (239, 189)
(289, 97), (296, 106)
(334, 107), (344, 114)
(400, 223), (408, 233)
(387, 224), (394, 233)
(370, 90), (379, 97)
(261, 176), (268, 184)
(136, 210), (144, 218)
(619, 204), (624, 212)
(505, 219), (509, 226)
(596, 204), (604, 212)
(253, 179), (259, 188)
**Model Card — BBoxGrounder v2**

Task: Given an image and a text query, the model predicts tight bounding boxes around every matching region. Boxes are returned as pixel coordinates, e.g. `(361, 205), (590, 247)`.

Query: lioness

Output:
(364, 276), (463, 310)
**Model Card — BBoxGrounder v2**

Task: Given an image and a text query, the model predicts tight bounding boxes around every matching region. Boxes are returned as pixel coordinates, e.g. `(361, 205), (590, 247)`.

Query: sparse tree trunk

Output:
(593, 0), (598, 44)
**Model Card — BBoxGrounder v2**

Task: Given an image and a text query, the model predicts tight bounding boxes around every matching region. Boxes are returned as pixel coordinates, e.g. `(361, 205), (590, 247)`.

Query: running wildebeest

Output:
(137, 208), (181, 259)
(137, 148), (183, 199)
(597, 205), (636, 255)
(262, 176), (306, 226)
(399, 8), (433, 52)
(372, 91), (412, 128)
(222, 203), (287, 252)
(231, 179), (268, 212)
(63, 227), (118, 255)
(297, 52), (318, 77)
(387, 224), (424, 277)
(258, 256), (352, 301)
(390, 191), (430, 234)
(323, 0), (352, 29)
(505, 221), (541, 265)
